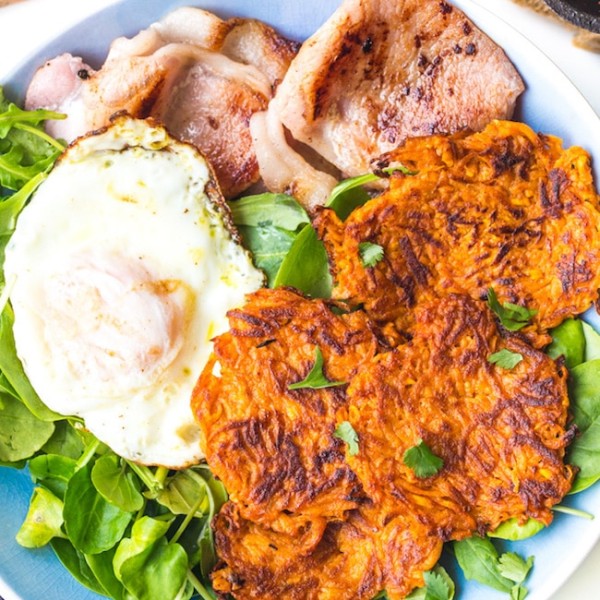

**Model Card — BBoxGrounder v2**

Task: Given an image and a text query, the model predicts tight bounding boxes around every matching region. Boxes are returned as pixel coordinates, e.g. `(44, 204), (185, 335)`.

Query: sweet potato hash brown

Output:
(195, 291), (574, 598)
(191, 287), (385, 530)
(211, 502), (442, 600)
(315, 120), (600, 345)
(342, 294), (575, 539)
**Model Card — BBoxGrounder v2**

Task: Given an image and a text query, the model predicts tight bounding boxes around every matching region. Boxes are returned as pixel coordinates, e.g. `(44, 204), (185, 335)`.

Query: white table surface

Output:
(0, 1), (599, 599)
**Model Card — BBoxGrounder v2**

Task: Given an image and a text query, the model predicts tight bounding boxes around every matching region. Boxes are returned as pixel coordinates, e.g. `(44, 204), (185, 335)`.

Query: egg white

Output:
(4, 116), (264, 468)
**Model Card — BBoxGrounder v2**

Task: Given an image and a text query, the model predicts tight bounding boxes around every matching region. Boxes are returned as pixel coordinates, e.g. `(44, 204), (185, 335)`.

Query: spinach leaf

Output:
(0, 304), (60, 421)
(325, 173), (375, 221)
(325, 165), (415, 221)
(229, 192), (309, 230)
(582, 321), (600, 362)
(236, 223), (296, 285)
(114, 516), (189, 600)
(157, 470), (209, 516)
(453, 536), (513, 593)
(29, 453), (77, 500)
(403, 439), (444, 478)
(454, 536), (533, 598)
(120, 538), (189, 600)
(0, 391), (54, 462)
(230, 193), (308, 286)
(547, 318), (585, 368)
(566, 358), (600, 493)
(488, 518), (545, 541)
(288, 346), (346, 390)
(51, 537), (107, 596)
(84, 547), (126, 600)
(91, 454), (144, 513)
(273, 223), (332, 297)
(16, 487), (64, 548)
(64, 463), (132, 554)
(41, 420), (85, 459)
(334, 421), (359, 456)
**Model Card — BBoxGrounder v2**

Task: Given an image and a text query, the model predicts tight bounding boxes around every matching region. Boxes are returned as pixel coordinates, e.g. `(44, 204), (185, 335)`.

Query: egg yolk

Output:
(43, 252), (187, 398)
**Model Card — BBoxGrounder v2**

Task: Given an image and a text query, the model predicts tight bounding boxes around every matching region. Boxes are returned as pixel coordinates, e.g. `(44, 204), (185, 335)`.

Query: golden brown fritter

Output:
(341, 294), (575, 539)
(211, 501), (442, 600)
(315, 120), (600, 345)
(191, 287), (385, 529)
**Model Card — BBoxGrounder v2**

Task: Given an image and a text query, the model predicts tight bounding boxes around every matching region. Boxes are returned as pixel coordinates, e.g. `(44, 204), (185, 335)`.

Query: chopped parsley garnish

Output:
(403, 439), (444, 478)
(487, 349), (523, 369)
(487, 288), (537, 331)
(359, 242), (384, 268)
(288, 346), (346, 390)
(334, 421), (359, 456)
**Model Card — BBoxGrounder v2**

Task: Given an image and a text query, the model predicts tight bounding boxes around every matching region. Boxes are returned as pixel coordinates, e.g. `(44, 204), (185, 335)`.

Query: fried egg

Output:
(4, 115), (264, 468)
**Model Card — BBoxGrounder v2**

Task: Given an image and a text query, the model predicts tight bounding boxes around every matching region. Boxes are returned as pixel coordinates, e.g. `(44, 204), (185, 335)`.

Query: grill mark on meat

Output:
(273, 0), (524, 184)
(439, 1), (453, 14)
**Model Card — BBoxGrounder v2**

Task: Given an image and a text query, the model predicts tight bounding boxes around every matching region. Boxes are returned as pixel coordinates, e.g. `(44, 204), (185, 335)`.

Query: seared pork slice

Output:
(273, 0), (525, 179)
(249, 109), (338, 210)
(24, 54), (95, 142)
(25, 8), (298, 198)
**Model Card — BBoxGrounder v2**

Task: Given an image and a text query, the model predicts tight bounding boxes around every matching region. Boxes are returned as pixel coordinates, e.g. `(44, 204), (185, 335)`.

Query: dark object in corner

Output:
(543, 0), (600, 32)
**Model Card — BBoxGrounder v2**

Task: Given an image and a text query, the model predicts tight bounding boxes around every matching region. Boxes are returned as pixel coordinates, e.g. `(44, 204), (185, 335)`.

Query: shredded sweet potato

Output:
(342, 294), (575, 541)
(195, 291), (574, 599)
(191, 287), (385, 530)
(315, 119), (600, 346)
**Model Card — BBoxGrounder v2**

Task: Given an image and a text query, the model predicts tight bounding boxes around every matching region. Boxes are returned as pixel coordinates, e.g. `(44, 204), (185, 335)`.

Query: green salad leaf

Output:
(91, 454), (144, 513)
(487, 288), (537, 331)
(405, 566), (455, 600)
(488, 349), (523, 370)
(51, 537), (108, 596)
(488, 518), (545, 541)
(454, 535), (533, 597)
(288, 346), (346, 390)
(547, 318), (586, 368)
(334, 421), (359, 456)
(544, 317), (600, 493)
(0, 391), (54, 462)
(273, 223), (332, 297)
(229, 192), (309, 230)
(582, 320), (600, 361)
(566, 358), (600, 493)
(0, 304), (62, 421)
(16, 486), (65, 548)
(403, 439), (444, 478)
(64, 462), (133, 555)
(236, 223), (297, 285)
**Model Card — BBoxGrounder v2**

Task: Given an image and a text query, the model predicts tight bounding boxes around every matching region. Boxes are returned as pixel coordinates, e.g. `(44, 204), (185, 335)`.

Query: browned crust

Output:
(315, 119), (600, 346)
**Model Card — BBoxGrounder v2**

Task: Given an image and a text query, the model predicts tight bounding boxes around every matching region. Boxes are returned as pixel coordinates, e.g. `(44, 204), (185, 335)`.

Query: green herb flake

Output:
(359, 242), (384, 268)
(487, 288), (537, 331)
(334, 421), (359, 456)
(288, 346), (346, 390)
(403, 439), (444, 478)
(487, 349), (523, 370)
(498, 552), (534, 585)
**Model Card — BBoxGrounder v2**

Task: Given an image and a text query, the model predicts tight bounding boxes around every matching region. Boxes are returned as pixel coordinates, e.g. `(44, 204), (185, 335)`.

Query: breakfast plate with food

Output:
(1, 0), (600, 599)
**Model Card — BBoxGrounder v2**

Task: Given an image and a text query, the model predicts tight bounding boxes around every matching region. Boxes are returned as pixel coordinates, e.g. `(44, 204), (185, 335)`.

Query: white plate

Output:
(1, 1), (600, 599)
